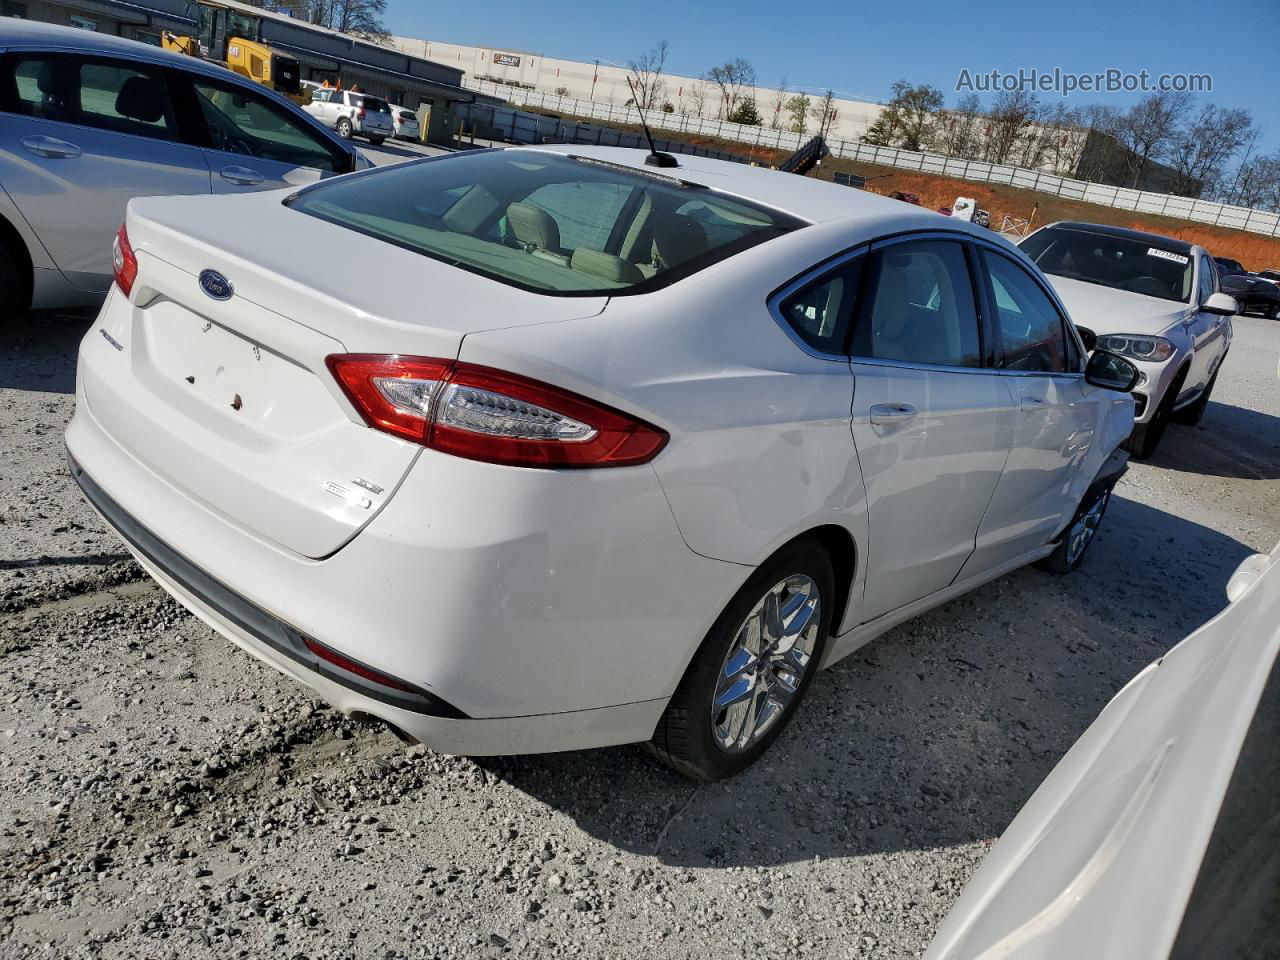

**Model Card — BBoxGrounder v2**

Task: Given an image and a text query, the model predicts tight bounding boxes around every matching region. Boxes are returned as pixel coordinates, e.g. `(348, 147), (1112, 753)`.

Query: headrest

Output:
(570, 249), (645, 286)
(116, 75), (165, 123)
(36, 60), (76, 99)
(651, 214), (708, 269)
(507, 202), (561, 252)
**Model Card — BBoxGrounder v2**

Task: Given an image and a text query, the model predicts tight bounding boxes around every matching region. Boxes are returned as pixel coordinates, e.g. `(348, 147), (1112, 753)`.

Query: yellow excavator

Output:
(162, 1), (302, 96)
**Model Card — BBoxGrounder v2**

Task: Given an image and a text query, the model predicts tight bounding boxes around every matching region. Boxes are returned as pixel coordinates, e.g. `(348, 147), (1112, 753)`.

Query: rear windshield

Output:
(285, 150), (806, 295)
(353, 95), (389, 112)
(1020, 226), (1193, 303)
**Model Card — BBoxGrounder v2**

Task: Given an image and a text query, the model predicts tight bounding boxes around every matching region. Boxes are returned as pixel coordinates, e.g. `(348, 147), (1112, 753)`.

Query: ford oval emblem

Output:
(198, 269), (233, 301)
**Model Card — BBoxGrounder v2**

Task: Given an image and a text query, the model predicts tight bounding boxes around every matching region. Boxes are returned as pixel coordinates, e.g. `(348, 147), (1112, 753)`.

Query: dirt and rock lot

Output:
(2, 310), (1279, 960)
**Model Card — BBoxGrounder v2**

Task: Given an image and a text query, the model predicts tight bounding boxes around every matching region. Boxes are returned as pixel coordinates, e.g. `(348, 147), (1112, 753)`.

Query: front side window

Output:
(851, 239), (981, 368)
(286, 150), (806, 295)
(984, 251), (1073, 373)
(1020, 226), (1193, 304)
(190, 77), (346, 172)
(779, 258), (862, 354)
(4, 53), (178, 141)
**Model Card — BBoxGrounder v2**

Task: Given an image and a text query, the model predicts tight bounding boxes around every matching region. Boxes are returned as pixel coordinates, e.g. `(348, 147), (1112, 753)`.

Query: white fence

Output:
(464, 78), (1280, 239)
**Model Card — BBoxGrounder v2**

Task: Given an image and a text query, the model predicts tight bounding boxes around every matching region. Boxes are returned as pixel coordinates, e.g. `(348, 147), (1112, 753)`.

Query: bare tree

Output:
(769, 76), (789, 131)
(809, 89), (837, 140)
(1167, 104), (1254, 197)
(705, 58), (756, 119)
(276, 0), (390, 41)
(936, 93), (983, 159)
(1229, 149), (1280, 210)
(1116, 90), (1193, 188)
(1073, 103), (1124, 182)
(984, 89), (1039, 164)
(785, 93), (811, 135)
(684, 79), (709, 118)
(627, 40), (669, 111)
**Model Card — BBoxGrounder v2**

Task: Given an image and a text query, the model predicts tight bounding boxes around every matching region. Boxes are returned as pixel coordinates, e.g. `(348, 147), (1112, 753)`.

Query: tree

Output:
(984, 89), (1039, 164)
(861, 80), (942, 151)
(271, 0), (390, 41)
(727, 97), (762, 126)
(769, 77), (789, 131)
(810, 89), (836, 140)
(627, 40), (669, 111)
(1230, 150), (1280, 211)
(935, 93), (983, 159)
(1167, 104), (1254, 197)
(784, 93), (811, 135)
(705, 58), (756, 119)
(1073, 103), (1124, 182)
(684, 79), (709, 118)
(1116, 90), (1193, 188)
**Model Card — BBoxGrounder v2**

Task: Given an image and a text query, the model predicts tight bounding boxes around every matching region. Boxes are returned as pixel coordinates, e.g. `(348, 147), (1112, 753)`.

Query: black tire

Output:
(368, 135), (386, 146)
(336, 117), (353, 140)
(645, 539), (834, 783)
(1172, 363), (1222, 426)
(1037, 482), (1114, 574)
(1269, 304), (1279, 320)
(0, 241), (27, 319)
(1127, 366), (1186, 460)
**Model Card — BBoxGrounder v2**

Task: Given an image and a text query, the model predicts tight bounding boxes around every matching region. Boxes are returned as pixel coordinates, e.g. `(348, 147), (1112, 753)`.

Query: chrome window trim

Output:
(766, 227), (1088, 378)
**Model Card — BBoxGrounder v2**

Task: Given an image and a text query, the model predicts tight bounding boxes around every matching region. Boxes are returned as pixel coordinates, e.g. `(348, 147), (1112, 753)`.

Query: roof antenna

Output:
(626, 76), (679, 168)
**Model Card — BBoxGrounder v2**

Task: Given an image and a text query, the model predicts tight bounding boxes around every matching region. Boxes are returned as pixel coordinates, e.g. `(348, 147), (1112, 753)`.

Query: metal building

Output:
(2, 0), (502, 142)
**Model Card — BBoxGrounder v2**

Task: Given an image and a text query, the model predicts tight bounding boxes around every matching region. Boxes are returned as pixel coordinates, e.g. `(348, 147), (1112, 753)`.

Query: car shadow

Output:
(0, 310), (94, 395)
(1153, 401), (1280, 480)
(476, 496), (1254, 868)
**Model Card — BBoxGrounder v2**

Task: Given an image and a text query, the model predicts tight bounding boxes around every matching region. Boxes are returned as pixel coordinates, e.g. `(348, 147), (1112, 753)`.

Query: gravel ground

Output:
(2, 309), (1278, 960)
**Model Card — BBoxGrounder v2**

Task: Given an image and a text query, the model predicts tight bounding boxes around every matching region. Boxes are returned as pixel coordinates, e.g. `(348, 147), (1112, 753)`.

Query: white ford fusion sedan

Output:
(67, 145), (1139, 781)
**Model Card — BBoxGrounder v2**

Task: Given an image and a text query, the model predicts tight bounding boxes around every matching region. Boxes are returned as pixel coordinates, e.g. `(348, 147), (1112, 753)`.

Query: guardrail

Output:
(463, 77), (1280, 239)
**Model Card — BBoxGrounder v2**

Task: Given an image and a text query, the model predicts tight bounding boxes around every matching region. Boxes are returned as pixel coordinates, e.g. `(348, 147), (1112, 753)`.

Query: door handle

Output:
(220, 166), (265, 186)
(21, 135), (81, 159)
(869, 402), (918, 425)
(1020, 395), (1046, 410)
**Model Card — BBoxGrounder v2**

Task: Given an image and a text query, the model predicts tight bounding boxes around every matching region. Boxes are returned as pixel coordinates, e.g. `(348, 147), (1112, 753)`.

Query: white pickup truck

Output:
(303, 88), (394, 145)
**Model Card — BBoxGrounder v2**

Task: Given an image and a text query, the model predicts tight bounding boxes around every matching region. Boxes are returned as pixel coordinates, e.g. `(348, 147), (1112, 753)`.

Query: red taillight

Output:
(326, 354), (668, 469)
(112, 224), (137, 296)
(358, 106), (366, 118)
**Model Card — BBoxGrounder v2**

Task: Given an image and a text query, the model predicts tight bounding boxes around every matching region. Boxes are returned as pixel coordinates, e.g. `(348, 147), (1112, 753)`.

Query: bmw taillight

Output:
(326, 354), (667, 468)
(112, 224), (137, 296)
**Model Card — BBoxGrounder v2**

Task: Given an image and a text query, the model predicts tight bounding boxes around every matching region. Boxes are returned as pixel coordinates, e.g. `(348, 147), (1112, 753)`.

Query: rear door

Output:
(964, 246), (1097, 573)
(0, 50), (212, 290)
(174, 71), (353, 193)
(849, 235), (1017, 622)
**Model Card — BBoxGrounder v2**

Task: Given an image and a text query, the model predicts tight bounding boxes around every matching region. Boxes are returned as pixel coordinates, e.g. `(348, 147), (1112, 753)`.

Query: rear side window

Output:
(852, 239), (981, 368)
(4, 53), (178, 141)
(983, 251), (1074, 373)
(778, 258), (863, 355)
(286, 150), (806, 295)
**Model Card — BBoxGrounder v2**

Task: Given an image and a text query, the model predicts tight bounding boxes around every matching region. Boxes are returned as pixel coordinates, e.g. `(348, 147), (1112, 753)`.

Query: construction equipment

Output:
(162, 2), (301, 96)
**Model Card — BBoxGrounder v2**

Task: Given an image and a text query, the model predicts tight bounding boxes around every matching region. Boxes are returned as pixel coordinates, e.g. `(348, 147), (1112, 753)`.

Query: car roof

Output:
(1047, 220), (1196, 255)
(515, 145), (983, 229)
(0, 18), (246, 82)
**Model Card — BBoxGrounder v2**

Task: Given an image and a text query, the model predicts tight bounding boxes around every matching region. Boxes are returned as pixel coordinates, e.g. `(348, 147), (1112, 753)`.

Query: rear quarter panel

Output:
(456, 218), (890, 630)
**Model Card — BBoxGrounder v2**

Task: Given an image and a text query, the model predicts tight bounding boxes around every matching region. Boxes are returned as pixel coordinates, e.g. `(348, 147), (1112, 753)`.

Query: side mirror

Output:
(1085, 350), (1140, 392)
(1203, 292), (1240, 316)
(1076, 325), (1098, 352)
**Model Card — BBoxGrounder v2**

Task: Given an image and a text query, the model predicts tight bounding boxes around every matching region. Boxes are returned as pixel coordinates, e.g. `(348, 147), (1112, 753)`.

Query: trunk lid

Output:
(91, 191), (606, 559)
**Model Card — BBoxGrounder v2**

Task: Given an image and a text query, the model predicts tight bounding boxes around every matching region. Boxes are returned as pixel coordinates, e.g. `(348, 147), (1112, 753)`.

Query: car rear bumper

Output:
(66, 321), (748, 752)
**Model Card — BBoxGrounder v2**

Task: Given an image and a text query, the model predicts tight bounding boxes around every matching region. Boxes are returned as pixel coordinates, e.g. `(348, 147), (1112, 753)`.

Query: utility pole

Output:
(590, 58), (599, 102)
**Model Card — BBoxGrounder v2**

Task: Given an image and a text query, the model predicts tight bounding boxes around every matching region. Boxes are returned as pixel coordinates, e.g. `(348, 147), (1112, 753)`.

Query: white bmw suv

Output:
(1020, 222), (1236, 459)
(68, 147), (1139, 781)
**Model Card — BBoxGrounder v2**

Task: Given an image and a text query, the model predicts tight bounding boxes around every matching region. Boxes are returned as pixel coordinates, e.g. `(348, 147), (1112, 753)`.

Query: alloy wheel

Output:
(1066, 489), (1110, 566)
(710, 574), (821, 753)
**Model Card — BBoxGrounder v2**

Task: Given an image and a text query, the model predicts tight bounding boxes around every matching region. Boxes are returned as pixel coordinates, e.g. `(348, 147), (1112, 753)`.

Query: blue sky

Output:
(387, 0), (1280, 151)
